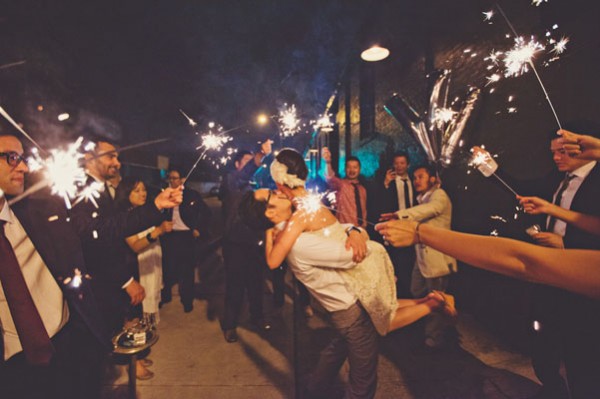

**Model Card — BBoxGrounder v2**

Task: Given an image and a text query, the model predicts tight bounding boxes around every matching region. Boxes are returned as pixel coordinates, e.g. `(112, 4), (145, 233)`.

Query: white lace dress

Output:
(296, 222), (398, 335)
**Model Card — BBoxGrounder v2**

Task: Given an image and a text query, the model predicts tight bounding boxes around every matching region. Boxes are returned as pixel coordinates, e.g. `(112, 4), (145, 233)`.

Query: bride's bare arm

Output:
(376, 220), (600, 299)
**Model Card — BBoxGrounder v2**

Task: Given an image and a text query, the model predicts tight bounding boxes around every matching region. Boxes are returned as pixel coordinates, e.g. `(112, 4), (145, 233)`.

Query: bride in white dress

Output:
(241, 148), (455, 335)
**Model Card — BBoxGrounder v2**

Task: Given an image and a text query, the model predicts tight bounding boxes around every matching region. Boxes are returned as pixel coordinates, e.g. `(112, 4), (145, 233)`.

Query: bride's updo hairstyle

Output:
(270, 148), (308, 188)
(239, 191), (274, 231)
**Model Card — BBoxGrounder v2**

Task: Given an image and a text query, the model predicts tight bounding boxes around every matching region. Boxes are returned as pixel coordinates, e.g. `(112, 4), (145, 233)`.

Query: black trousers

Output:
(531, 285), (600, 399)
(221, 240), (265, 330)
(161, 230), (196, 306)
(0, 318), (107, 399)
(386, 245), (415, 298)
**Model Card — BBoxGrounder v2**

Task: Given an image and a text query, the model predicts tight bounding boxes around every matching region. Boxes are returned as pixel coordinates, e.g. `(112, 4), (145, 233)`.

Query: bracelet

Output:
(345, 226), (361, 236)
(415, 222), (422, 244)
(146, 232), (157, 243)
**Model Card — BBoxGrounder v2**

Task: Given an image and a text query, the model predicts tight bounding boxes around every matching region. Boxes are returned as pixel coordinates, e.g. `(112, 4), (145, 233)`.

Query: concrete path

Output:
(102, 247), (545, 399)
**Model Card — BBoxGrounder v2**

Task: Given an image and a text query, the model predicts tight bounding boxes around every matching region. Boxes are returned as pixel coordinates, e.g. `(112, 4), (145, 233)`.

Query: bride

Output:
(240, 148), (456, 336)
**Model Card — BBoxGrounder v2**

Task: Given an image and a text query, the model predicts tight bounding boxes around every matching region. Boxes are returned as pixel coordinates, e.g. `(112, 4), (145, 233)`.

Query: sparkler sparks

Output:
(179, 109), (197, 126)
(551, 36), (569, 55)
(532, 0), (548, 6)
(295, 189), (326, 217)
(278, 104), (301, 137)
(503, 37), (544, 77)
(482, 10), (494, 21)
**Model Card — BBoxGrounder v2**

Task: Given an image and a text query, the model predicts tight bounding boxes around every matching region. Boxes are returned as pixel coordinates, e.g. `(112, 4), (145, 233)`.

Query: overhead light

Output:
(360, 45), (390, 62)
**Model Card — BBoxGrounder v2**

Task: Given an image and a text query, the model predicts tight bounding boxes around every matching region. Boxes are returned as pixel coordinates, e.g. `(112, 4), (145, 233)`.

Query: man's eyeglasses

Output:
(0, 152), (27, 167)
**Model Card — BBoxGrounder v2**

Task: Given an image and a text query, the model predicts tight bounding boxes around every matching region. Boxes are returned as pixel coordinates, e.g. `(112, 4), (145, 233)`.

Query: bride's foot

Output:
(428, 291), (458, 322)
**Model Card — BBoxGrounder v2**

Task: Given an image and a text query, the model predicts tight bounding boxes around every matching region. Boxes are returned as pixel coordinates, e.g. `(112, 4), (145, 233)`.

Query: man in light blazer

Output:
(381, 163), (456, 349)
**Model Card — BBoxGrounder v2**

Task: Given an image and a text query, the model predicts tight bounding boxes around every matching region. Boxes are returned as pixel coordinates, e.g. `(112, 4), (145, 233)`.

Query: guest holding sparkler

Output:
(71, 136), (182, 335)
(160, 167), (210, 313)
(321, 147), (367, 228)
(0, 133), (109, 399)
(116, 177), (173, 380)
(525, 130), (600, 399)
(240, 148), (457, 399)
(379, 152), (416, 298)
(379, 164), (457, 350)
(220, 140), (273, 343)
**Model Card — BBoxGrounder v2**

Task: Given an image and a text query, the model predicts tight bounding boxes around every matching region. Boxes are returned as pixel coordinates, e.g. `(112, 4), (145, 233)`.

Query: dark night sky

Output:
(0, 0), (374, 163)
(1, 0), (600, 180)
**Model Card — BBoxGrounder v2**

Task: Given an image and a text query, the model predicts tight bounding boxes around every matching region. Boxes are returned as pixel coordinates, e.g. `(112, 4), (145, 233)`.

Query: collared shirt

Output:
(285, 223), (358, 312)
(171, 206), (190, 231)
(0, 201), (69, 360)
(326, 174), (367, 227)
(395, 174), (413, 210)
(549, 161), (597, 237)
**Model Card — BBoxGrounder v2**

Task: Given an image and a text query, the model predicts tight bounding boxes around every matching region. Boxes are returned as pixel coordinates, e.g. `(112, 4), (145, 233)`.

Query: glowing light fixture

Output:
(360, 45), (390, 62)
(257, 113), (269, 125)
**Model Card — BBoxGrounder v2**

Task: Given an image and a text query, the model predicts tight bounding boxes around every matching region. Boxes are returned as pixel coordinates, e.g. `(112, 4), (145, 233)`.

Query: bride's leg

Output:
(388, 297), (440, 332)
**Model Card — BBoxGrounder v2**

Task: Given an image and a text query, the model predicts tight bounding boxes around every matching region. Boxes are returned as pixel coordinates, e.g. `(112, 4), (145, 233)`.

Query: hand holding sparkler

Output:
(154, 186), (183, 210)
(557, 129), (600, 160)
(518, 195), (554, 215)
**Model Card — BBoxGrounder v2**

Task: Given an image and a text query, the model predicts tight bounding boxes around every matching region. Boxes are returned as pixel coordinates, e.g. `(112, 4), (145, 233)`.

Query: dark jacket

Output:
(69, 176), (165, 331)
(164, 187), (211, 233)
(7, 193), (110, 352)
(220, 160), (262, 243)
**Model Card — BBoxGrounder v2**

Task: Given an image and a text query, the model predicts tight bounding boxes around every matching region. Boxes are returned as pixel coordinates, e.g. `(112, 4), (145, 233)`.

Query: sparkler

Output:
(179, 109), (197, 126)
(483, 4), (564, 129)
(469, 146), (519, 196)
(0, 106), (46, 154)
(0, 60), (26, 70)
(294, 189), (326, 216)
(184, 121), (237, 180)
(278, 104), (301, 137)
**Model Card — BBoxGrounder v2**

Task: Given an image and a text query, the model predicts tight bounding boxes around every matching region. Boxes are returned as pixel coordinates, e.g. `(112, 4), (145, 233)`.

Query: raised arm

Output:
(375, 220), (600, 300)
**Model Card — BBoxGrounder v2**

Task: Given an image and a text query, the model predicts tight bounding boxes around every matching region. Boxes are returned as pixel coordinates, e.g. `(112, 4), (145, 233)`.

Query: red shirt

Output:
(326, 175), (367, 227)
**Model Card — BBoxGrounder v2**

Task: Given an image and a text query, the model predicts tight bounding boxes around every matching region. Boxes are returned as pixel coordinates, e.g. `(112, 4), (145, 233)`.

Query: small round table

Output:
(112, 330), (159, 399)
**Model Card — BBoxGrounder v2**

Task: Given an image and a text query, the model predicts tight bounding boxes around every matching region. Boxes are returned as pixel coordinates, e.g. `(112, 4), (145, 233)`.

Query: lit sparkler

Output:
(551, 36), (569, 55)
(469, 146), (519, 196)
(483, 10), (494, 21)
(531, 0), (548, 6)
(179, 109), (197, 126)
(295, 189), (326, 216)
(503, 37), (544, 77)
(278, 104), (301, 137)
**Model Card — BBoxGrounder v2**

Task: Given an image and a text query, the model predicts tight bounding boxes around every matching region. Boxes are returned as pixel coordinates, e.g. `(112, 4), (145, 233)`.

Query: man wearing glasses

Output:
(0, 134), (109, 399)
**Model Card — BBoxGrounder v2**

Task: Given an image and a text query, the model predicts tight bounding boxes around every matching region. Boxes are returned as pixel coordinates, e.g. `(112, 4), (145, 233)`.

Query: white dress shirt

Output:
(286, 223), (359, 312)
(0, 201), (68, 360)
(548, 161), (596, 237)
(395, 174), (413, 210)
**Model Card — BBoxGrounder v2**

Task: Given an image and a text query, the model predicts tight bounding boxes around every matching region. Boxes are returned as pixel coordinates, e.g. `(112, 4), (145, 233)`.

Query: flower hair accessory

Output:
(270, 159), (306, 188)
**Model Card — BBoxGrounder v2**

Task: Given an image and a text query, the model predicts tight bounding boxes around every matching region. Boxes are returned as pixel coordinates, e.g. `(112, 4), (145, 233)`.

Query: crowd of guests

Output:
(1, 127), (600, 399)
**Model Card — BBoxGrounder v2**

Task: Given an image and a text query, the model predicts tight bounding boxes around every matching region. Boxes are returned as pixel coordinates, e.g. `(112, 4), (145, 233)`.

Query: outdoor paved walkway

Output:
(101, 247), (546, 399)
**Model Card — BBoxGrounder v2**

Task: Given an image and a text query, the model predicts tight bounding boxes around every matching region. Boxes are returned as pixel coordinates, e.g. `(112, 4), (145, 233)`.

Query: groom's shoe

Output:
(223, 329), (238, 343)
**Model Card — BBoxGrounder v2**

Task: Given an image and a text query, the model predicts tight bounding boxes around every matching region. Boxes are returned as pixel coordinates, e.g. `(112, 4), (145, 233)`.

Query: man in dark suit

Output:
(380, 152), (416, 297)
(160, 167), (211, 313)
(0, 133), (109, 399)
(528, 134), (600, 399)
(220, 141), (272, 343)
(71, 137), (183, 333)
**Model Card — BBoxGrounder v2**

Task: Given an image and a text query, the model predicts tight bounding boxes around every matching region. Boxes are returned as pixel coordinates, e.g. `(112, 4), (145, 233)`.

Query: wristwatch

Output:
(146, 232), (157, 243)
(345, 226), (362, 236)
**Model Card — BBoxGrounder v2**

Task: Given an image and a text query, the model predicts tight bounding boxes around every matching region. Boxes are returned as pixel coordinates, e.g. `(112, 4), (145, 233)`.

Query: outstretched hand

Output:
(518, 195), (554, 215)
(375, 220), (418, 247)
(154, 186), (183, 210)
